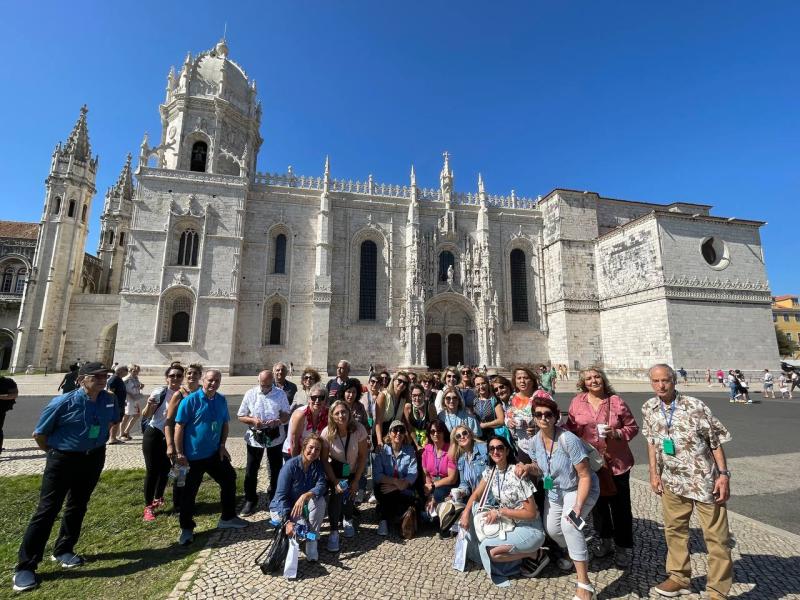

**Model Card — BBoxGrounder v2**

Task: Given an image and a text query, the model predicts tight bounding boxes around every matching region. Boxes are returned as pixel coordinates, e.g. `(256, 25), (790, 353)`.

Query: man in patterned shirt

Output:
(642, 364), (733, 599)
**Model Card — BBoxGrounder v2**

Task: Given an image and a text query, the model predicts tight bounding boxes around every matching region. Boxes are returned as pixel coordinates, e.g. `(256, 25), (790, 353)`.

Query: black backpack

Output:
(141, 388), (169, 434)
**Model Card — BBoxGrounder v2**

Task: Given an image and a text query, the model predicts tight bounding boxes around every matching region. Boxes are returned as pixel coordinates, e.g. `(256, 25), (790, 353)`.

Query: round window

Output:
(700, 237), (730, 270)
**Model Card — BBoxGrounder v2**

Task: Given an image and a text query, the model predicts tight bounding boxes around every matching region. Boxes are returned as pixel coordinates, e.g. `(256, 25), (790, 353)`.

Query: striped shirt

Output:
(531, 428), (599, 502)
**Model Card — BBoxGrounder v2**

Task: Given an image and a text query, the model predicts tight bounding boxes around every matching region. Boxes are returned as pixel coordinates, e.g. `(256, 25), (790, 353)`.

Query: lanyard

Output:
(494, 468), (508, 504)
(433, 447), (445, 476)
(660, 398), (677, 435)
(542, 430), (558, 476)
(391, 451), (402, 478)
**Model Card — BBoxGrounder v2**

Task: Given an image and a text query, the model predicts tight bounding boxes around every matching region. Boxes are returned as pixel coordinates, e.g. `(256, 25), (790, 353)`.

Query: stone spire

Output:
(323, 155), (331, 192)
(440, 150), (453, 208)
(408, 165), (419, 224)
(114, 153), (134, 201)
(477, 173), (489, 233)
(65, 105), (91, 161)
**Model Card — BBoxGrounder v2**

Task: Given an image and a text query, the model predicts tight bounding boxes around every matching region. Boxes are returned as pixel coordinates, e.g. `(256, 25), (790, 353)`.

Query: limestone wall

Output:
(62, 294), (121, 367)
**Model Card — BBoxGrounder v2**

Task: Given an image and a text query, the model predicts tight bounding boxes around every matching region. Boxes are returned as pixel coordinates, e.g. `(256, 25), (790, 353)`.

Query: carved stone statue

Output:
(447, 264), (454, 287)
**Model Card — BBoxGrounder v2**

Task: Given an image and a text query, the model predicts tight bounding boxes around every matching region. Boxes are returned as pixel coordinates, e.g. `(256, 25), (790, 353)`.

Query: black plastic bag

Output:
(255, 518), (289, 575)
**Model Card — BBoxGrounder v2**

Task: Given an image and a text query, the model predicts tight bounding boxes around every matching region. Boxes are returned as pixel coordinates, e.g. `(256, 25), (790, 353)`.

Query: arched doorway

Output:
(425, 294), (477, 369)
(0, 330), (14, 371)
(98, 323), (117, 367)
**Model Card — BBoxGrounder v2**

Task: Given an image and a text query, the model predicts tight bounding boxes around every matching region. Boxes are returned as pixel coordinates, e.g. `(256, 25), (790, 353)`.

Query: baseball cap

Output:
(78, 362), (114, 377)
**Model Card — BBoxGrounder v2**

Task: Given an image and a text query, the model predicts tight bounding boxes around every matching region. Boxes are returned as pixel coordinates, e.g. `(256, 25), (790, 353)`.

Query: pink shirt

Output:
(421, 443), (455, 478)
(564, 393), (639, 476)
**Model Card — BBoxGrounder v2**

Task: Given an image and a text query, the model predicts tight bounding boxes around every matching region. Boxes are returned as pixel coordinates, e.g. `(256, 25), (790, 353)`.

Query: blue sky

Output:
(3, 1), (798, 292)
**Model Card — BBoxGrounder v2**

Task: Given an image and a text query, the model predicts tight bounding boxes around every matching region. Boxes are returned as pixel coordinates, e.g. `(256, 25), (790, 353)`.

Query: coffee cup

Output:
(597, 424), (609, 439)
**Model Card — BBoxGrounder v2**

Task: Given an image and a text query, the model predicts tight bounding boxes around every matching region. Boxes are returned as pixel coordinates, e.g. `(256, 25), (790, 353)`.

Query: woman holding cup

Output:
(564, 366), (639, 567)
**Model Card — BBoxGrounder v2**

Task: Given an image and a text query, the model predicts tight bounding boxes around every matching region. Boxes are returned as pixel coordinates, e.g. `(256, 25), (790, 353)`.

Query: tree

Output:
(775, 325), (798, 357)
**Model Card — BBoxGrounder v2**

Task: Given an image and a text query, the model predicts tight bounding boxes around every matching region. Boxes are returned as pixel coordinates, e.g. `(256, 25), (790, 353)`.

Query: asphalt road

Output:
(4, 390), (799, 534)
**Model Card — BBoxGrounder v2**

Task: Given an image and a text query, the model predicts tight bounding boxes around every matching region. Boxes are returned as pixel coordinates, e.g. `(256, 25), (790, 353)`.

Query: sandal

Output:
(572, 581), (595, 600)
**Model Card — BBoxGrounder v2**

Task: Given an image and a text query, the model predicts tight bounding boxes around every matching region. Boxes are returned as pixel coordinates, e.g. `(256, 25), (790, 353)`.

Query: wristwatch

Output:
(718, 469), (731, 478)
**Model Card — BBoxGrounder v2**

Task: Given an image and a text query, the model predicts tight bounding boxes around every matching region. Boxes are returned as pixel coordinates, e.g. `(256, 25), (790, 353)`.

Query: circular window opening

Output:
(700, 237), (730, 270)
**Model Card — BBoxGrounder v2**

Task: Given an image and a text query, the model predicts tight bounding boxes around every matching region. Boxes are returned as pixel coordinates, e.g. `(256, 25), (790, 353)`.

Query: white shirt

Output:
(237, 385), (290, 448)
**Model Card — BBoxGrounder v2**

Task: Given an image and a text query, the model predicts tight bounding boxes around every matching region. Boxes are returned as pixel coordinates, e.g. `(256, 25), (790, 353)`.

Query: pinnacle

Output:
(65, 105), (92, 160)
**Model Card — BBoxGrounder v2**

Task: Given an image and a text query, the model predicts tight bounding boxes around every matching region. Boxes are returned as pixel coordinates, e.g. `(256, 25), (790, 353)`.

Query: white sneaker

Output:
(342, 519), (355, 538)
(557, 557), (573, 571)
(305, 540), (318, 562)
(377, 520), (389, 536)
(326, 530), (340, 552)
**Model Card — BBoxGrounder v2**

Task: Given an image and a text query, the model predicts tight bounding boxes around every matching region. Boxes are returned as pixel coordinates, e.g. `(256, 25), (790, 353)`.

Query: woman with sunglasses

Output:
(374, 372), (411, 450)
(525, 396), (599, 600)
(291, 368), (321, 413)
(472, 374), (506, 441)
(268, 433), (327, 562)
(283, 383), (328, 459)
(449, 424), (488, 503)
(140, 364), (185, 521)
(404, 383), (437, 452)
(437, 386), (480, 437)
(363, 375), (381, 430)
(434, 368), (460, 413)
(378, 370), (392, 390)
(420, 419), (458, 520)
(337, 378), (370, 504)
(372, 420), (418, 536)
(164, 363), (202, 512)
(565, 367), (639, 568)
(460, 435), (546, 587)
(320, 400), (369, 551)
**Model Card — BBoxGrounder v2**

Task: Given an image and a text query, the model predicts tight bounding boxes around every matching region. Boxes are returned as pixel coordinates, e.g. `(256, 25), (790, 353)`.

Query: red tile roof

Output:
(0, 220), (38, 240)
(774, 294), (797, 301)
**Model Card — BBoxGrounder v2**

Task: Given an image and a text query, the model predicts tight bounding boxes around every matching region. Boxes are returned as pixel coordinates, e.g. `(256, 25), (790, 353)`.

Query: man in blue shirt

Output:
(12, 362), (119, 593)
(175, 369), (248, 545)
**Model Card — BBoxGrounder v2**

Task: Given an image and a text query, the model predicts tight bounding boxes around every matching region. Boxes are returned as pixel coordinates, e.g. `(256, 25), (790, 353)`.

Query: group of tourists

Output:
(10, 360), (735, 600)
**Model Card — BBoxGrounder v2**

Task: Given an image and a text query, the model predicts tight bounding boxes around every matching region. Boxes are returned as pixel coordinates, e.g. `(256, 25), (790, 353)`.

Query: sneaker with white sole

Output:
(178, 528), (194, 545)
(327, 530), (340, 552)
(51, 552), (84, 568)
(654, 578), (692, 597)
(12, 570), (39, 592)
(377, 520), (389, 536)
(342, 519), (355, 538)
(217, 516), (249, 529)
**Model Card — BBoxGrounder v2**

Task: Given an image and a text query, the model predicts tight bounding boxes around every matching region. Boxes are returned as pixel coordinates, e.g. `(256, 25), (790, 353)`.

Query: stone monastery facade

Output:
(5, 40), (779, 375)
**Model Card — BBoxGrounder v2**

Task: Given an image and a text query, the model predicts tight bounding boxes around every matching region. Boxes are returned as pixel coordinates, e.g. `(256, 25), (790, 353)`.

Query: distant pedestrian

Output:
(0, 375), (19, 457)
(106, 365), (128, 443)
(288, 361), (294, 377)
(779, 373), (790, 398)
(734, 370), (750, 403)
(716, 369), (725, 388)
(120, 364), (144, 440)
(761, 369), (775, 399)
(790, 371), (800, 395)
(58, 364), (79, 394)
(705, 368), (712, 387)
(12, 362), (118, 593)
(677, 367), (688, 384)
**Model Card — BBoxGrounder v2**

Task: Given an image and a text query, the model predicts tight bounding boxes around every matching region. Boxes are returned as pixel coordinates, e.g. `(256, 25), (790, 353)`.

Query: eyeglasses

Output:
(461, 371), (472, 376)
(395, 379), (409, 386)
(429, 429), (443, 435)
(488, 445), (506, 453)
(309, 395), (326, 402)
(390, 427), (406, 434)
(446, 374), (457, 379)
(534, 411), (554, 420)
(411, 393), (424, 399)
(454, 431), (471, 440)
(444, 395), (458, 401)
(381, 375), (390, 380)
(167, 373), (183, 378)
(302, 374), (314, 380)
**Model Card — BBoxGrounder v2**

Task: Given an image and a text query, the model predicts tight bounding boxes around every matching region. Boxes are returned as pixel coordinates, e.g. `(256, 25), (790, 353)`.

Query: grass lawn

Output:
(0, 468), (245, 599)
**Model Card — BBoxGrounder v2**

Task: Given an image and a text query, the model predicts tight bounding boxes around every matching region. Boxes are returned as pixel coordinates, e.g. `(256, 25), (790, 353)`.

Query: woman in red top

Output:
(504, 366), (540, 461)
(564, 366), (639, 568)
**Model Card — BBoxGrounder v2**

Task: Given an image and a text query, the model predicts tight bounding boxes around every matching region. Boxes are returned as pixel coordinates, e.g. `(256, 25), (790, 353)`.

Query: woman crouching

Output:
(460, 435), (545, 587)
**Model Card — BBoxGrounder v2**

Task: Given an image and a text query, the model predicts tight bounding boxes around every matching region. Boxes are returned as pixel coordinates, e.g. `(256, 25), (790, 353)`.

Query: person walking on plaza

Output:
(12, 362), (119, 593)
(0, 375), (19, 457)
(174, 370), (248, 545)
(643, 364), (733, 600)
(761, 369), (775, 399)
(106, 364), (128, 444)
(705, 368), (712, 387)
(565, 367), (639, 568)
(57, 364), (79, 394)
(716, 369), (725, 388)
(237, 370), (291, 516)
(779, 372), (790, 398)
(120, 364), (144, 440)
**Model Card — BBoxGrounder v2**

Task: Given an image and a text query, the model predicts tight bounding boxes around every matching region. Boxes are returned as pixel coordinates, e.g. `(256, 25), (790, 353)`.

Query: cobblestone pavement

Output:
(3, 439), (799, 599)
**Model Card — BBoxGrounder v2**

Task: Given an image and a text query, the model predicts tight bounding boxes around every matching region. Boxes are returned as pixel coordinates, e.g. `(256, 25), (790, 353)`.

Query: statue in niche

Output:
(447, 264), (454, 287)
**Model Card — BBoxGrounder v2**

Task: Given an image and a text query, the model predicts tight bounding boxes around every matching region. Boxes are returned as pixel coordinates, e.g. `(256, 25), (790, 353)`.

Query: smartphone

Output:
(567, 510), (586, 531)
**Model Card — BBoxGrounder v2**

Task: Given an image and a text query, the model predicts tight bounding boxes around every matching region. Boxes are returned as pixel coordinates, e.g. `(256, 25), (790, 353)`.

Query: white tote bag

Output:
(283, 537), (300, 579)
(452, 528), (468, 572)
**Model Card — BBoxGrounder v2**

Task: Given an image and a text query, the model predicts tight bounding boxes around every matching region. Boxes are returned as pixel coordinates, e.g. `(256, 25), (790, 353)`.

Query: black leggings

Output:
(142, 426), (171, 506)
(590, 470), (634, 548)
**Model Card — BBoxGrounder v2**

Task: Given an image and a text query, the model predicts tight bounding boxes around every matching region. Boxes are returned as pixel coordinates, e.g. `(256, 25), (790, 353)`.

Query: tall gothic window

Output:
(107, 230), (115, 246)
(52, 197), (61, 214)
(439, 251), (455, 282)
(81, 204), (88, 223)
(177, 229), (199, 266)
(359, 240), (377, 320)
(1, 267), (13, 293)
(510, 249), (529, 323)
(68, 199), (76, 217)
(14, 268), (26, 294)
(190, 141), (208, 172)
(118, 232), (125, 246)
(268, 303), (282, 345)
(274, 234), (287, 274)
(169, 297), (191, 342)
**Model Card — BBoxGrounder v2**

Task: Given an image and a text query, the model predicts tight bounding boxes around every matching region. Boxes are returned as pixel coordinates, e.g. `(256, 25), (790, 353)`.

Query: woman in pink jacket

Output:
(565, 366), (639, 568)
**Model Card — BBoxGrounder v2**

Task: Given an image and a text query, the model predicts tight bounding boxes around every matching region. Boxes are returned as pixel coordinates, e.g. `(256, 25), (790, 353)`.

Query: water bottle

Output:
(294, 518), (308, 541)
(176, 465), (189, 488)
(338, 479), (350, 502)
(269, 511), (282, 528)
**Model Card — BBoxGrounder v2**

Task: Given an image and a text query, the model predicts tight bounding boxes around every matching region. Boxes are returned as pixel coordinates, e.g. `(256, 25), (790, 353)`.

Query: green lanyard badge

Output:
(88, 424), (101, 439)
(543, 474), (554, 490)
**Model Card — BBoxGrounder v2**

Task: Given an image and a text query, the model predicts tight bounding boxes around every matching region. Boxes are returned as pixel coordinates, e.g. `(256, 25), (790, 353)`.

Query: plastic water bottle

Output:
(269, 511), (282, 528)
(338, 479), (350, 502)
(176, 465), (189, 487)
(294, 519), (308, 541)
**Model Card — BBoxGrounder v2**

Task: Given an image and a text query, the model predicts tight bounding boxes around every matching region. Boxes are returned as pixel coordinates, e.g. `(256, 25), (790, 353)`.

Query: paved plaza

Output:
(2, 375), (800, 598)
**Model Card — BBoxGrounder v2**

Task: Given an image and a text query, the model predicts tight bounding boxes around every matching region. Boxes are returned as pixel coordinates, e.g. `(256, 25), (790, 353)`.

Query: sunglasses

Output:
(167, 373), (183, 378)
(381, 375), (390, 380)
(309, 395), (326, 402)
(444, 395), (459, 401)
(534, 411), (554, 419)
(411, 393), (424, 399)
(461, 371), (472, 376)
(429, 429), (443, 435)
(369, 379), (378, 384)
(395, 379), (409, 385)
(454, 431), (471, 440)
(390, 427), (406, 434)
(303, 374), (314, 379)
(488, 445), (506, 453)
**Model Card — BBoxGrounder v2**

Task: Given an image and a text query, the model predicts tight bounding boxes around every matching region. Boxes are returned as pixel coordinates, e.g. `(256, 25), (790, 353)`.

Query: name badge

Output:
(342, 463), (351, 477)
(662, 438), (676, 456)
(88, 424), (101, 439)
(543, 474), (554, 490)
(367, 417), (374, 428)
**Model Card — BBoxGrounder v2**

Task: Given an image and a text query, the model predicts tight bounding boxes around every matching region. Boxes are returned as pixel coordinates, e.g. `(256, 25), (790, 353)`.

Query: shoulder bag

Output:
(473, 467), (516, 542)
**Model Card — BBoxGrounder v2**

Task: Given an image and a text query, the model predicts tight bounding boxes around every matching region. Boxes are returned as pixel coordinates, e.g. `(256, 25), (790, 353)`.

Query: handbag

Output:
(283, 537), (300, 579)
(582, 440), (605, 472)
(597, 401), (617, 497)
(401, 505), (417, 539)
(473, 467), (516, 542)
(255, 518), (289, 575)
(452, 528), (468, 572)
